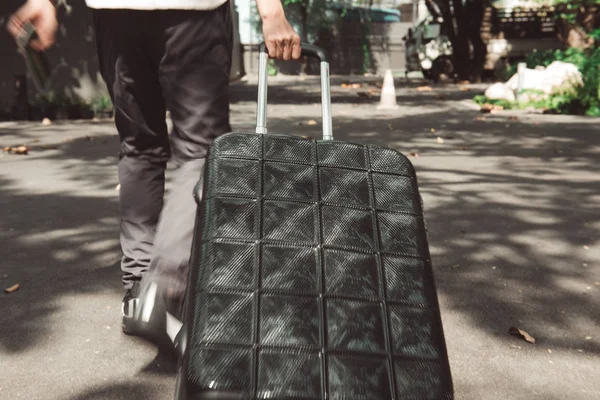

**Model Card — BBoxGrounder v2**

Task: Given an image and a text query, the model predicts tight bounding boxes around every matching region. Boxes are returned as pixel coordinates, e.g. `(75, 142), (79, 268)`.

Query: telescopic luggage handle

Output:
(256, 42), (333, 140)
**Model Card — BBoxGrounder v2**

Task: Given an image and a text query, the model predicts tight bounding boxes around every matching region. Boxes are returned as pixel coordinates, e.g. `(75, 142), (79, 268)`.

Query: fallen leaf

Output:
(583, 245), (589, 250)
(458, 80), (470, 85)
(4, 283), (19, 293)
(548, 349), (552, 353)
(351, 83), (361, 89)
(41, 118), (52, 126)
(436, 137), (445, 144)
(416, 86), (433, 92)
(430, 128), (436, 133)
(577, 349), (584, 353)
(306, 120), (318, 126)
(341, 83), (349, 88)
(409, 152), (419, 158)
(586, 286), (592, 290)
(3, 146), (11, 153)
(480, 103), (504, 113)
(12, 146), (29, 155)
(115, 184), (121, 191)
(585, 336), (592, 340)
(509, 327), (536, 344)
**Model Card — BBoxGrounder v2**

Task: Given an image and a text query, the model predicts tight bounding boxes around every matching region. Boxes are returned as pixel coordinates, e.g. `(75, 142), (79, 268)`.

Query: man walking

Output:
(8, 0), (300, 351)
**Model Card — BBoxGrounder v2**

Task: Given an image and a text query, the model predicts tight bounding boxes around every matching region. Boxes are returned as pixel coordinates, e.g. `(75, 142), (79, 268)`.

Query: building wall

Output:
(1, 0), (411, 113)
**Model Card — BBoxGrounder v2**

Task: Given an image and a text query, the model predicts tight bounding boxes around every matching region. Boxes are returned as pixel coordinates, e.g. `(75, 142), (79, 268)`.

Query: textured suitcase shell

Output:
(181, 132), (454, 399)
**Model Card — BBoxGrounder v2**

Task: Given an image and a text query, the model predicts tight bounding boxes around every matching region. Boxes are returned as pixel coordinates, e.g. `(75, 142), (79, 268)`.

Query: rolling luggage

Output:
(176, 43), (454, 400)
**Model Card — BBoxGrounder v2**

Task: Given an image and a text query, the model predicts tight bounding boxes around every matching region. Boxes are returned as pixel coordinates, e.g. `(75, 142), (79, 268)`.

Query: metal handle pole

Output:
(256, 50), (269, 134)
(255, 43), (333, 140)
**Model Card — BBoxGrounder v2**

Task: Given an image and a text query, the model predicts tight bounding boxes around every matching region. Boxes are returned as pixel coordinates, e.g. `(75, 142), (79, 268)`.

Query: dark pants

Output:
(93, 3), (232, 298)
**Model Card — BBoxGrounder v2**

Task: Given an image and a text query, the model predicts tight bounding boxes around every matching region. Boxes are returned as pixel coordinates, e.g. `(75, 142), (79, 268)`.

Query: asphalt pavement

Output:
(1, 76), (599, 399)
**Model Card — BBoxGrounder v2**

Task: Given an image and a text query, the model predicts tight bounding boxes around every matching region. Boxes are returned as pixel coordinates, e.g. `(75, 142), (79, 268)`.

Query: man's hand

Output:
(7, 0), (58, 51)
(256, 0), (301, 60)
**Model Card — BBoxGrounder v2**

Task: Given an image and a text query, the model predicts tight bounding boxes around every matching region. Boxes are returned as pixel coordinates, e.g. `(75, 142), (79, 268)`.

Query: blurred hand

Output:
(256, 0), (301, 60)
(7, 0), (58, 51)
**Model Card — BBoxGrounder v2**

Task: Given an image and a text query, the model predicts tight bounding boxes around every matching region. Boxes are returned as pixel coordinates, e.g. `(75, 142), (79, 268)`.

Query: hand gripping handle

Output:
(256, 42), (333, 140)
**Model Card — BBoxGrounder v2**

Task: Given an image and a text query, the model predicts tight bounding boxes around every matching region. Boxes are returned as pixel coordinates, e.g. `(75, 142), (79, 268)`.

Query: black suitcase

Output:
(176, 44), (453, 400)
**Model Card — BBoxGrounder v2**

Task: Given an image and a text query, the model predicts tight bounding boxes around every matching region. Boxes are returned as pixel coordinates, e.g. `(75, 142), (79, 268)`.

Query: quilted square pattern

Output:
(383, 255), (435, 306)
(321, 205), (375, 250)
(264, 135), (313, 163)
(257, 350), (321, 399)
(327, 299), (385, 352)
(188, 345), (252, 392)
(395, 359), (453, 399)
(317, 141), (366, 169)
(389, 305), (442, 359)
(328, 355), (391, 399)
(212, 132), (261, 160)
(211, 158), (259, 197)
(263, 201), (316, 243)
(378, 211), (426, 255)
(324, 250), (379, 299)
(319, 167), (371, 208)
(260, 295), (320, 347)
(209, 197), (257, 240)
(369, 146), (414, 176)
(186, 133), (453, 398)
(263, 162), (315, 201)
(372, 172), (419, 212)
(262, 245), (318, 293)
(203, 242), (255, 290)
(196, 293), (253, 345)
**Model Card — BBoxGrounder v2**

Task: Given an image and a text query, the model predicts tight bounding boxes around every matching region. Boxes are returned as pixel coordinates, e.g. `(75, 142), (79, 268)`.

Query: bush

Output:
(473, 95), (515, 109)
(503, 47), (600, 116)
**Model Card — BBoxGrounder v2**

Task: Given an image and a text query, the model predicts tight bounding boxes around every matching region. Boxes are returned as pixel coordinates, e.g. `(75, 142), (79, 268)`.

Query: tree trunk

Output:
(299, 3), (309, 76)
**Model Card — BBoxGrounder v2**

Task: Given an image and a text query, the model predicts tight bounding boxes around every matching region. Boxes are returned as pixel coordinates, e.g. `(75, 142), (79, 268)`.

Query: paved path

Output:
(1, 76), (599, 399)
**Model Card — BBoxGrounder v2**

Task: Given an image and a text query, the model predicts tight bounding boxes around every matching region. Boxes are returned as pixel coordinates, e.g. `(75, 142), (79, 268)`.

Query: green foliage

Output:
(90, 95), (112, 115)
(503, 46), (600, 115)
(473, 95), (515, 109)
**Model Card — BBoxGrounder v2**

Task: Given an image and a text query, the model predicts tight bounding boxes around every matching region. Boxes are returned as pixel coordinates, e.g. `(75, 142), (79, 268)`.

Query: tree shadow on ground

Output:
(263, 109), (600, 357)
(229, 76), (483, 107)
(0, 85), (598, 398)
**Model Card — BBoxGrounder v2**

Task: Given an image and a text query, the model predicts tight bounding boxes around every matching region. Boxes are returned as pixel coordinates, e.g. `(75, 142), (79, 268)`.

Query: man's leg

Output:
(93, 9), (170, 290)
(141, 4), (233, 307)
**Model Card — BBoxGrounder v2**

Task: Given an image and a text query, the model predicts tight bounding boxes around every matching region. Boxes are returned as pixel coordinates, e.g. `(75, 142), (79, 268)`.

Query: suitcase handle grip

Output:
(256, 42), (333, 140)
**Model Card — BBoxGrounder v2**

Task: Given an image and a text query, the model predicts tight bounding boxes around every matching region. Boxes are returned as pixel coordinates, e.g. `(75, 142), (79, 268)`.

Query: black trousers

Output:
(93, 3), (232, 297)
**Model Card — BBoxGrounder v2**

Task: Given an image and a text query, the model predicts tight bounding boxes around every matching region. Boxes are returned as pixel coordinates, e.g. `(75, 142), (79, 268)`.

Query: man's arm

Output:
(256, 0), (301, 60)
(7, 0), (58, 51)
